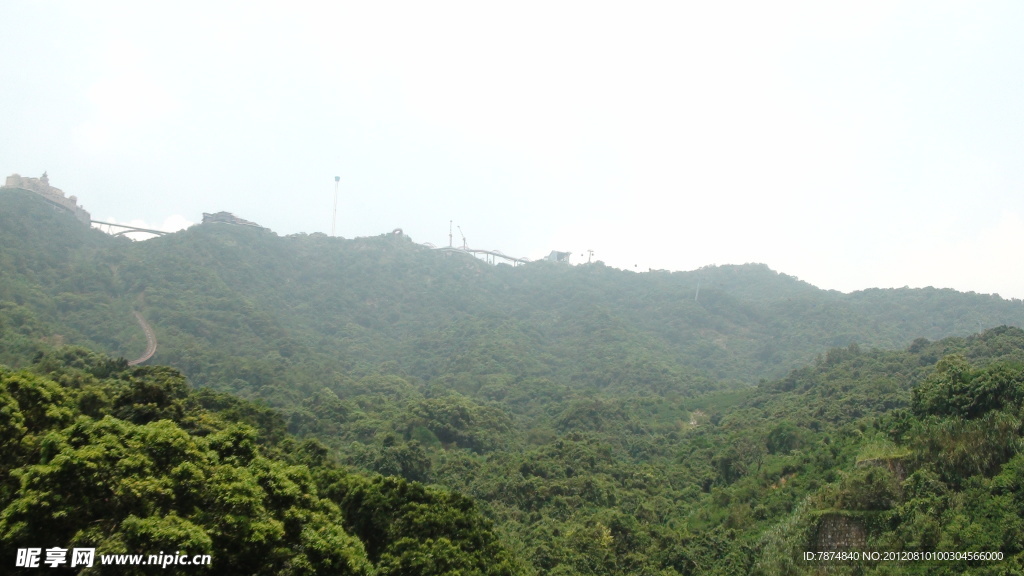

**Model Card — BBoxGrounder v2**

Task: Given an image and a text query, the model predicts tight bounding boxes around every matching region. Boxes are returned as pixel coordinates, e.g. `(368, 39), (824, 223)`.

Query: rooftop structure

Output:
(546, 250), (572, 264)
(202, 211), (267, 230)
(2, 172), (91, 225)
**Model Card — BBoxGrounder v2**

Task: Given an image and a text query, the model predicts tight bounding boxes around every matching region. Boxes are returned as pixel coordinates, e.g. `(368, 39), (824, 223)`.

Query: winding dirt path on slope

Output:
(127, 310), (157, 366)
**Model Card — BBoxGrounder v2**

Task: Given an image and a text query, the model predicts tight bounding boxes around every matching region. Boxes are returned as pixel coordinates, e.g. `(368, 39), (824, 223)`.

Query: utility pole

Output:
(331, 176), (340, 236)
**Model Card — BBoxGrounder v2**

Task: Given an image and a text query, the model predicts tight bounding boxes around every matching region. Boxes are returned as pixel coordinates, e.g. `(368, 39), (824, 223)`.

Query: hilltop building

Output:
(202, 211), (267, 230)
(2, 173), (91, 225)
(546, 251), (572, 263)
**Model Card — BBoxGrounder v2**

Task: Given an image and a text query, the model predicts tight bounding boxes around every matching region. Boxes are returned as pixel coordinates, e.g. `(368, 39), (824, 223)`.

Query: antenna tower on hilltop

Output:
(331, 176), (340, 236)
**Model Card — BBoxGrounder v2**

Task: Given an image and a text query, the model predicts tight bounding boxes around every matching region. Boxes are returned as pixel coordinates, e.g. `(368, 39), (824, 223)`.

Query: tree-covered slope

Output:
(3, 187), (1024, 404)
(0, 347), (523, 575)
(9, 327), (1024, 574)
(751, 327), (1024, 575)
(0, 190), (145, 365)
(7, 187), (1024, 574)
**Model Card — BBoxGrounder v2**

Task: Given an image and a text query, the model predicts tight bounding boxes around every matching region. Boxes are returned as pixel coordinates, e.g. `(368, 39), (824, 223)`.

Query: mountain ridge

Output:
(3, 186), (1023, 396)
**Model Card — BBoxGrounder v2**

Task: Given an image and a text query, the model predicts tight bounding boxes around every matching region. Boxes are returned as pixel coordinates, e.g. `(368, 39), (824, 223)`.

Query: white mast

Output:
(331, 176), (340, 236)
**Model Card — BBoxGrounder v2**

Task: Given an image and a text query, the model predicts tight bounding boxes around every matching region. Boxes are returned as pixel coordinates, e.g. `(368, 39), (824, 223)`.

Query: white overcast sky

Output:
(3, 1), (1023, 298)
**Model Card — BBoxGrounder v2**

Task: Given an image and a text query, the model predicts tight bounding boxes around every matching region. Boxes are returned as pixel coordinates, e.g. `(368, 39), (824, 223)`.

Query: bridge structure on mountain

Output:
(423, 244), (531, 266)
(91, 220), (171, 237)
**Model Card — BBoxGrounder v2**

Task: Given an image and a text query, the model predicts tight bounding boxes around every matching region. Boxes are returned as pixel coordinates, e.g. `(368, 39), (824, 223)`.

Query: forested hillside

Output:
(2, 187), (1021, 399)
(0, 348), (522, 575)
(4, 187), (1024, 574)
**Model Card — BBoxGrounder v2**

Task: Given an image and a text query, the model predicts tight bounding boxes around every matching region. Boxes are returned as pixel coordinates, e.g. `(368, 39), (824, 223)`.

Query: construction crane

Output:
(457, 226), (468, 250)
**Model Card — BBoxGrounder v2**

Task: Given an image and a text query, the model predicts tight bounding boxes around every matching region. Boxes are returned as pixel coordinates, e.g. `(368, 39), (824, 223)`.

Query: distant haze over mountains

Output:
(2, 187), (1022, 395)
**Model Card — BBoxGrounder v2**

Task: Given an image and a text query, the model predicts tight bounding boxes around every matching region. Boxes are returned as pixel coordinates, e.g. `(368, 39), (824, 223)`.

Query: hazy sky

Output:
(4, 1), (1023, 298)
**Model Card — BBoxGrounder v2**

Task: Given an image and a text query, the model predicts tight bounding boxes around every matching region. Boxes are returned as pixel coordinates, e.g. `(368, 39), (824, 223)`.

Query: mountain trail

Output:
(127, 310), (157, 366)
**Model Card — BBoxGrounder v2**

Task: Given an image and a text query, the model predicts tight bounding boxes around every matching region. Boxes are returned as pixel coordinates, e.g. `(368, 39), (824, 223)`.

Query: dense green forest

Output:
(4, 187), (1024, 574)
(1, 349), (521, 574)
